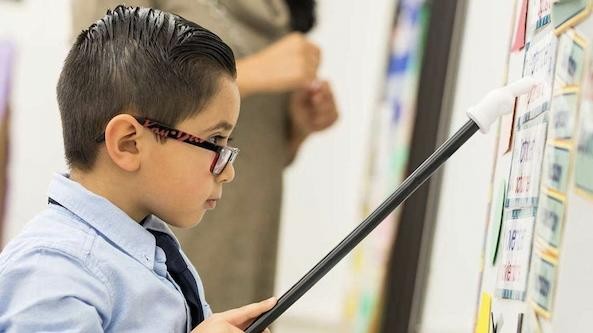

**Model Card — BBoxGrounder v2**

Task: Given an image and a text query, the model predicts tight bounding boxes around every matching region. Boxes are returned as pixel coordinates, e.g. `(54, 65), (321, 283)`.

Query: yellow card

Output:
(475, 292), (492, 333)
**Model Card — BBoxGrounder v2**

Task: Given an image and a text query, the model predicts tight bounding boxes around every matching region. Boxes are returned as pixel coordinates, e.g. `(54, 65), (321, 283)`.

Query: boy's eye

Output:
(207, 135), (230, 145)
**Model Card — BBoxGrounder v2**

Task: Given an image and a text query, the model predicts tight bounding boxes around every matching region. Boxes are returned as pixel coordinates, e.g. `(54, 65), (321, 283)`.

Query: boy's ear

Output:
(103, 114), (144, 172)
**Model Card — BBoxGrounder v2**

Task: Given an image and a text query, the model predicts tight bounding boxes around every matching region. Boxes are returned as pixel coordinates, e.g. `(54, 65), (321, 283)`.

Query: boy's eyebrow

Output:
(204, 121), (234, 132)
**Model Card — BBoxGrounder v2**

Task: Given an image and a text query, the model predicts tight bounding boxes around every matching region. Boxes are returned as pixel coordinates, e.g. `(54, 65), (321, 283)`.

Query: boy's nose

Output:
(217, 163), (235, 184)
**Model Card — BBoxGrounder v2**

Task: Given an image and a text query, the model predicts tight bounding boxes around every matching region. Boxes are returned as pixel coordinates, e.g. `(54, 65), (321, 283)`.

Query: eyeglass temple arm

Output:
(245, 77), (538, 333)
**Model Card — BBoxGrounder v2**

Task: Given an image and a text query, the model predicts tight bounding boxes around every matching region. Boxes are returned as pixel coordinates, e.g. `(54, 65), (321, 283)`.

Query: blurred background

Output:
(2, 1), (593, 333)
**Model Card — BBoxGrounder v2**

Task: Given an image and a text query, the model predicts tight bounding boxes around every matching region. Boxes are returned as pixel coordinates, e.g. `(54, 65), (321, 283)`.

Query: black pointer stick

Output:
(245, 76), (536, 333)
(246, 120), (478, 333)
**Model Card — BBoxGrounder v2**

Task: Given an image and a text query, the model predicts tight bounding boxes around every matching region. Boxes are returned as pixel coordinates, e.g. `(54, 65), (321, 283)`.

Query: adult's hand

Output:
(236, 33), (321, 97)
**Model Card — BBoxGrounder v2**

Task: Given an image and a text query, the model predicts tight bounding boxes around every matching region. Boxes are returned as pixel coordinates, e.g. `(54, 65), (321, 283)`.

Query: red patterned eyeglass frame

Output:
(95, 116), (239, 176)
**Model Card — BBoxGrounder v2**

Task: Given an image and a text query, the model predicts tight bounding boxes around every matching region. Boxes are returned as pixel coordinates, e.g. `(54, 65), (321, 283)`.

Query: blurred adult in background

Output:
(71, 0), (338, 311)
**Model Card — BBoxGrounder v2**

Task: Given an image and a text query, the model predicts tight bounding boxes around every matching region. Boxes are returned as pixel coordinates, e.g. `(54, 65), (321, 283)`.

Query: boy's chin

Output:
(168, 213), (205, 229)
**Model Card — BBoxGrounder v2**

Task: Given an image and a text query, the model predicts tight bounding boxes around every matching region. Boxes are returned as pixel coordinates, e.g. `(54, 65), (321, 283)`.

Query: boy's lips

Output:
(205, 197), (220, 209)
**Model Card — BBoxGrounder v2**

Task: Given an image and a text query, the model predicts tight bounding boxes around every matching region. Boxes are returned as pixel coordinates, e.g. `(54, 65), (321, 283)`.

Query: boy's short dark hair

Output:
(57, 5), (236, 170)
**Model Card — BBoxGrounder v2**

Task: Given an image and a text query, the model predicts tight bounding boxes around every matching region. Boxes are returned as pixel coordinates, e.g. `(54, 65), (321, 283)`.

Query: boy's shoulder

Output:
(0, 207), (117, 330)
(0, 206), (96, 269)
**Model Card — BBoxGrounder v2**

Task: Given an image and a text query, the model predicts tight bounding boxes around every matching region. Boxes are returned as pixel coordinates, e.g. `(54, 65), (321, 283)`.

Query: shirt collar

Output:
(47, 173), (175, 270)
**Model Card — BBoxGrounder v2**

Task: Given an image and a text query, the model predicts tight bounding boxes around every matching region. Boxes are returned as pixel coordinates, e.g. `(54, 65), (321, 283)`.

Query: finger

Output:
(306, 44), (321, 72)
(305, 57), (319, 77)
(317, 81), (335, 102)
(310, 81), (330, 98)
(309, 47), (321, 67)
(505, 76), (539, 96)
(219, 297), (277, 327)
(229, 325), (244, 333)
(318, 80), (331, 92)
(306, 41), (321, 63)
(307, 80), (322, 93)
(317, 104), (339, 120)
(311, 92), (325, 106)
(314, 48), (321, 68)
(308, 83), (327, 99)
(314, 118), (335, 131)
(311, 92), (337, 113)
(313, 112), (338, 129)
(263, 329), (271, 333)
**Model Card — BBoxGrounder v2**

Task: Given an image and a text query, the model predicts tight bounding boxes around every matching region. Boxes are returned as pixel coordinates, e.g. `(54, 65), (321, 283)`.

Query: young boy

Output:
(0, 6), (275, 333)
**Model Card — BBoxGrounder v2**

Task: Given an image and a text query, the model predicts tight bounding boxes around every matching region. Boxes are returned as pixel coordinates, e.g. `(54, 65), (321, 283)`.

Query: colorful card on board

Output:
(496, 207), (537, 301)
(545, 145), (571, 193)
(506, 121), (548, 208)
(529, 0), (553, 37)
(551, 90), (579, 139)
(475, 292), (492, 333)
(530, 251), (558, 318)
(512, 0), (529, 51)
(536, 192), (565, 248)
(552, 0), (593, 34)
(519, 30), (557, 127)
(554, 30), (586, 87)
(575, 102), (593, 195)
(574, 42), (593, 197)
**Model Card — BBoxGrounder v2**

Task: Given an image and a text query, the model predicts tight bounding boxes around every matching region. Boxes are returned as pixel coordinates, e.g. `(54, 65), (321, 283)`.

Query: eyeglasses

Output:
(136, 117), (239, 176)
(95, 116), (239, 176)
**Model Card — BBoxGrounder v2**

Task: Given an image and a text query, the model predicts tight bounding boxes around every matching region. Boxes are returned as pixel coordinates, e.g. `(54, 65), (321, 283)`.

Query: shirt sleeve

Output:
(0, 247), (112, 333)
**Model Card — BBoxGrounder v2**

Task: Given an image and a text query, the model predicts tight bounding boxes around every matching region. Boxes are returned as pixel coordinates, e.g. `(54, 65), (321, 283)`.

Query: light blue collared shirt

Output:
(0, 174), (212, 332)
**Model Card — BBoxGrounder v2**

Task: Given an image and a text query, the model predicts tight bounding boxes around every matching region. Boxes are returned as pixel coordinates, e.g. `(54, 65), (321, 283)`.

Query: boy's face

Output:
(140, 76), (240, 228)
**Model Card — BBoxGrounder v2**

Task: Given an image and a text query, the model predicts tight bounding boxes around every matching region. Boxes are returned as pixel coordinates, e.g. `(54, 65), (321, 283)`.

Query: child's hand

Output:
(236, 32), (321, 96)
(191, 297), (277, 333)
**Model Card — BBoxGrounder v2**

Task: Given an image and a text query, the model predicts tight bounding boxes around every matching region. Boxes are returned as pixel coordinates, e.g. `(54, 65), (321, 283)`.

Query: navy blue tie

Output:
(148, 229), (205, 329)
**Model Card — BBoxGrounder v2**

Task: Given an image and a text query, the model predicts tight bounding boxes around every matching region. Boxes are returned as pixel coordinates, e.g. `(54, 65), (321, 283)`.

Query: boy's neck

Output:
(70, 168), (148, 223)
